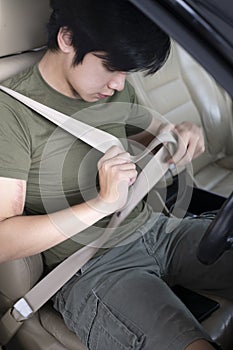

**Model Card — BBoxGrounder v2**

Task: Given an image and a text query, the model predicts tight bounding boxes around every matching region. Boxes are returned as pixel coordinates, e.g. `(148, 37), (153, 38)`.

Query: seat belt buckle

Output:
(0, 298), (33, 346)
(0, 308), (23, 346)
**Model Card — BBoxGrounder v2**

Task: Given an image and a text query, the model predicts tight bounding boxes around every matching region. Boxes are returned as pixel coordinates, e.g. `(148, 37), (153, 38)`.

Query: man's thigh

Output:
(148, 216), (233, 299)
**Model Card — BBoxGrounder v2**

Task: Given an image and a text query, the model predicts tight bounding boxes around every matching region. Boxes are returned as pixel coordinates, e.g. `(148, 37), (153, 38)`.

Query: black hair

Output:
(47, 0), (171, 75)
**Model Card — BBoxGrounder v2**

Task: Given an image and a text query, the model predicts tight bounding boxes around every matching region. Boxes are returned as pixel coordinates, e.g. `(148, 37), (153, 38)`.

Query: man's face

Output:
(66, 52), (127, 102)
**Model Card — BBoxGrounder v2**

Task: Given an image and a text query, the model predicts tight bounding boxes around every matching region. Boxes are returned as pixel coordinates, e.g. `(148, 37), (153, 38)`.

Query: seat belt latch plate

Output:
(13, 298), (33, 320)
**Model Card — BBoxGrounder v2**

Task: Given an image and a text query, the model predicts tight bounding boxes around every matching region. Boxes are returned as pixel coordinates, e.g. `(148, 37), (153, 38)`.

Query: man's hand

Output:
(97, 146), (137, 213)
(157, 121), (205, 166)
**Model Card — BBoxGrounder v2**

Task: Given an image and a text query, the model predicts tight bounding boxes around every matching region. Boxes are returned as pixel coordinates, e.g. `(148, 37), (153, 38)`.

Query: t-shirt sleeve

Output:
(0, 101), (31, 180)
(124, 81), (153, 136)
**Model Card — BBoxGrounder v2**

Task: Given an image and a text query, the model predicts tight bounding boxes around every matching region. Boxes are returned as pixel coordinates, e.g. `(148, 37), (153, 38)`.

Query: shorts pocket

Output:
(88, 291), (145, 350)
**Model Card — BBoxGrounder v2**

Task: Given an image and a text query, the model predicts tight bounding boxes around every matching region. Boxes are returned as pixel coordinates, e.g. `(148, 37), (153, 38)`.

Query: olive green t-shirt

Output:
(0, 65), (154, 269)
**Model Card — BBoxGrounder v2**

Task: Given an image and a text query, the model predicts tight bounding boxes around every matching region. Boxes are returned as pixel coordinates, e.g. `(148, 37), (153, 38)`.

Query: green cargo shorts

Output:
(53, 213), (233, 349)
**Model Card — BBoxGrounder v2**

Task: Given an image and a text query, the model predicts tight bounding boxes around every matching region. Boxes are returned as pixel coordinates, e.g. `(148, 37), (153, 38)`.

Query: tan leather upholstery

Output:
(202, 295), (233, 350)
(0, 256), (43, 304)
(39, 305), (87, 350)
(0, 260), (86, 350)
(0, 1), (232, 349)
(176, 45), (233, 157)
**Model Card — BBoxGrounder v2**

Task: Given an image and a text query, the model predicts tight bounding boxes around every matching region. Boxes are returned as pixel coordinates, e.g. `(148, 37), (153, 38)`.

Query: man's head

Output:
(47, 0), (171, 75)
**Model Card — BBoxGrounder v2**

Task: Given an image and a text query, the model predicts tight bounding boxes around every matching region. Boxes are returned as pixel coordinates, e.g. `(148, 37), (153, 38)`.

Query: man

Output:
(0, 0), (232, 349)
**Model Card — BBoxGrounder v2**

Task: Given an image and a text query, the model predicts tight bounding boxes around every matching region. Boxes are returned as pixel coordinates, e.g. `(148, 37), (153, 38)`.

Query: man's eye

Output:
(103, 64), (115, 73)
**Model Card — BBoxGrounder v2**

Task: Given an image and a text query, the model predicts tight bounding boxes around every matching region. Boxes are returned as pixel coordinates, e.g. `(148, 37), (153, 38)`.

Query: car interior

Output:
(0, 0), (232, 349)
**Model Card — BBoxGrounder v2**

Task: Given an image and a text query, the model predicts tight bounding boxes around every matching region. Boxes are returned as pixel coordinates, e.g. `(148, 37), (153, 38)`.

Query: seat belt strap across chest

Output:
(0, 85), (177, 345)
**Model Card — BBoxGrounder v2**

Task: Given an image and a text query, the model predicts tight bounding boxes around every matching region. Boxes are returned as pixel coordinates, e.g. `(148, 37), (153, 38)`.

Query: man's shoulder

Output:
(0, 64), (40, 109)
(0, 65), (40, 124)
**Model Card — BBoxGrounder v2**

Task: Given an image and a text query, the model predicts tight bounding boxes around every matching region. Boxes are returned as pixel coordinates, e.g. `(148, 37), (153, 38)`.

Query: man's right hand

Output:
(97, 146), (137, 213)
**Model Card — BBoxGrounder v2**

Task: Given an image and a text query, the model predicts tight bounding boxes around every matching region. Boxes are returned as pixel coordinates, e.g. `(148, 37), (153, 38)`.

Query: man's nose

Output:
(108, 72), (126, 91)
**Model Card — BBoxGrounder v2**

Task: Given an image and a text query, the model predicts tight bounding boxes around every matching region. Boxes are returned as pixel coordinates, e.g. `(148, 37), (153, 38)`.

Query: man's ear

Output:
(57, 27), (73, 53)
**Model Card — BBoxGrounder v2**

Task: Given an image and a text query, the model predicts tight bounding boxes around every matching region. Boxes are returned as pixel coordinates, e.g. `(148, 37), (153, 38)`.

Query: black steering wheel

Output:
(197, 191), (233, 265)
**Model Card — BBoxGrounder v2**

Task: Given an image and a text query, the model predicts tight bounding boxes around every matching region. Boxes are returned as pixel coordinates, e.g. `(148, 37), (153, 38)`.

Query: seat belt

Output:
(0, 85), (177, 346)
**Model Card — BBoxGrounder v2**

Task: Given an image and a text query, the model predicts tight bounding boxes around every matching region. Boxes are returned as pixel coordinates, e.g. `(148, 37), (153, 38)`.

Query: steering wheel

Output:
(197, 191), (233, 265)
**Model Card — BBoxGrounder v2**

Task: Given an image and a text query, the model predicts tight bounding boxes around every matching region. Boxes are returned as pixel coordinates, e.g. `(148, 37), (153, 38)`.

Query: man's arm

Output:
(0, 177), (108, 262)
(0, 146), (137, 263)
(0, 177), (26, 221)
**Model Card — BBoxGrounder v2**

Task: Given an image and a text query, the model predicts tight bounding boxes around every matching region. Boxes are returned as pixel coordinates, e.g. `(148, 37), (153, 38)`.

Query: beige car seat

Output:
(0, 1), (233, 350)
(128, 42), (233, 198)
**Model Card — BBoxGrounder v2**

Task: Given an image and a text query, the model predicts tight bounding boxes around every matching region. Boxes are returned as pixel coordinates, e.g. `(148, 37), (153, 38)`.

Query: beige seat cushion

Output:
(39, 304), (87, 350)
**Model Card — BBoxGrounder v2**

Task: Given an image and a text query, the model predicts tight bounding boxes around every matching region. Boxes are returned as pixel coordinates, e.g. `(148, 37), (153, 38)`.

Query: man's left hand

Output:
(157, 121), (205, 166)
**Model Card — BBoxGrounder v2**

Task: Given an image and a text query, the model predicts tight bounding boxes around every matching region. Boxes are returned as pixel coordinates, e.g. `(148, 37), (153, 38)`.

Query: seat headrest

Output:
(0, 0), (51, 57)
